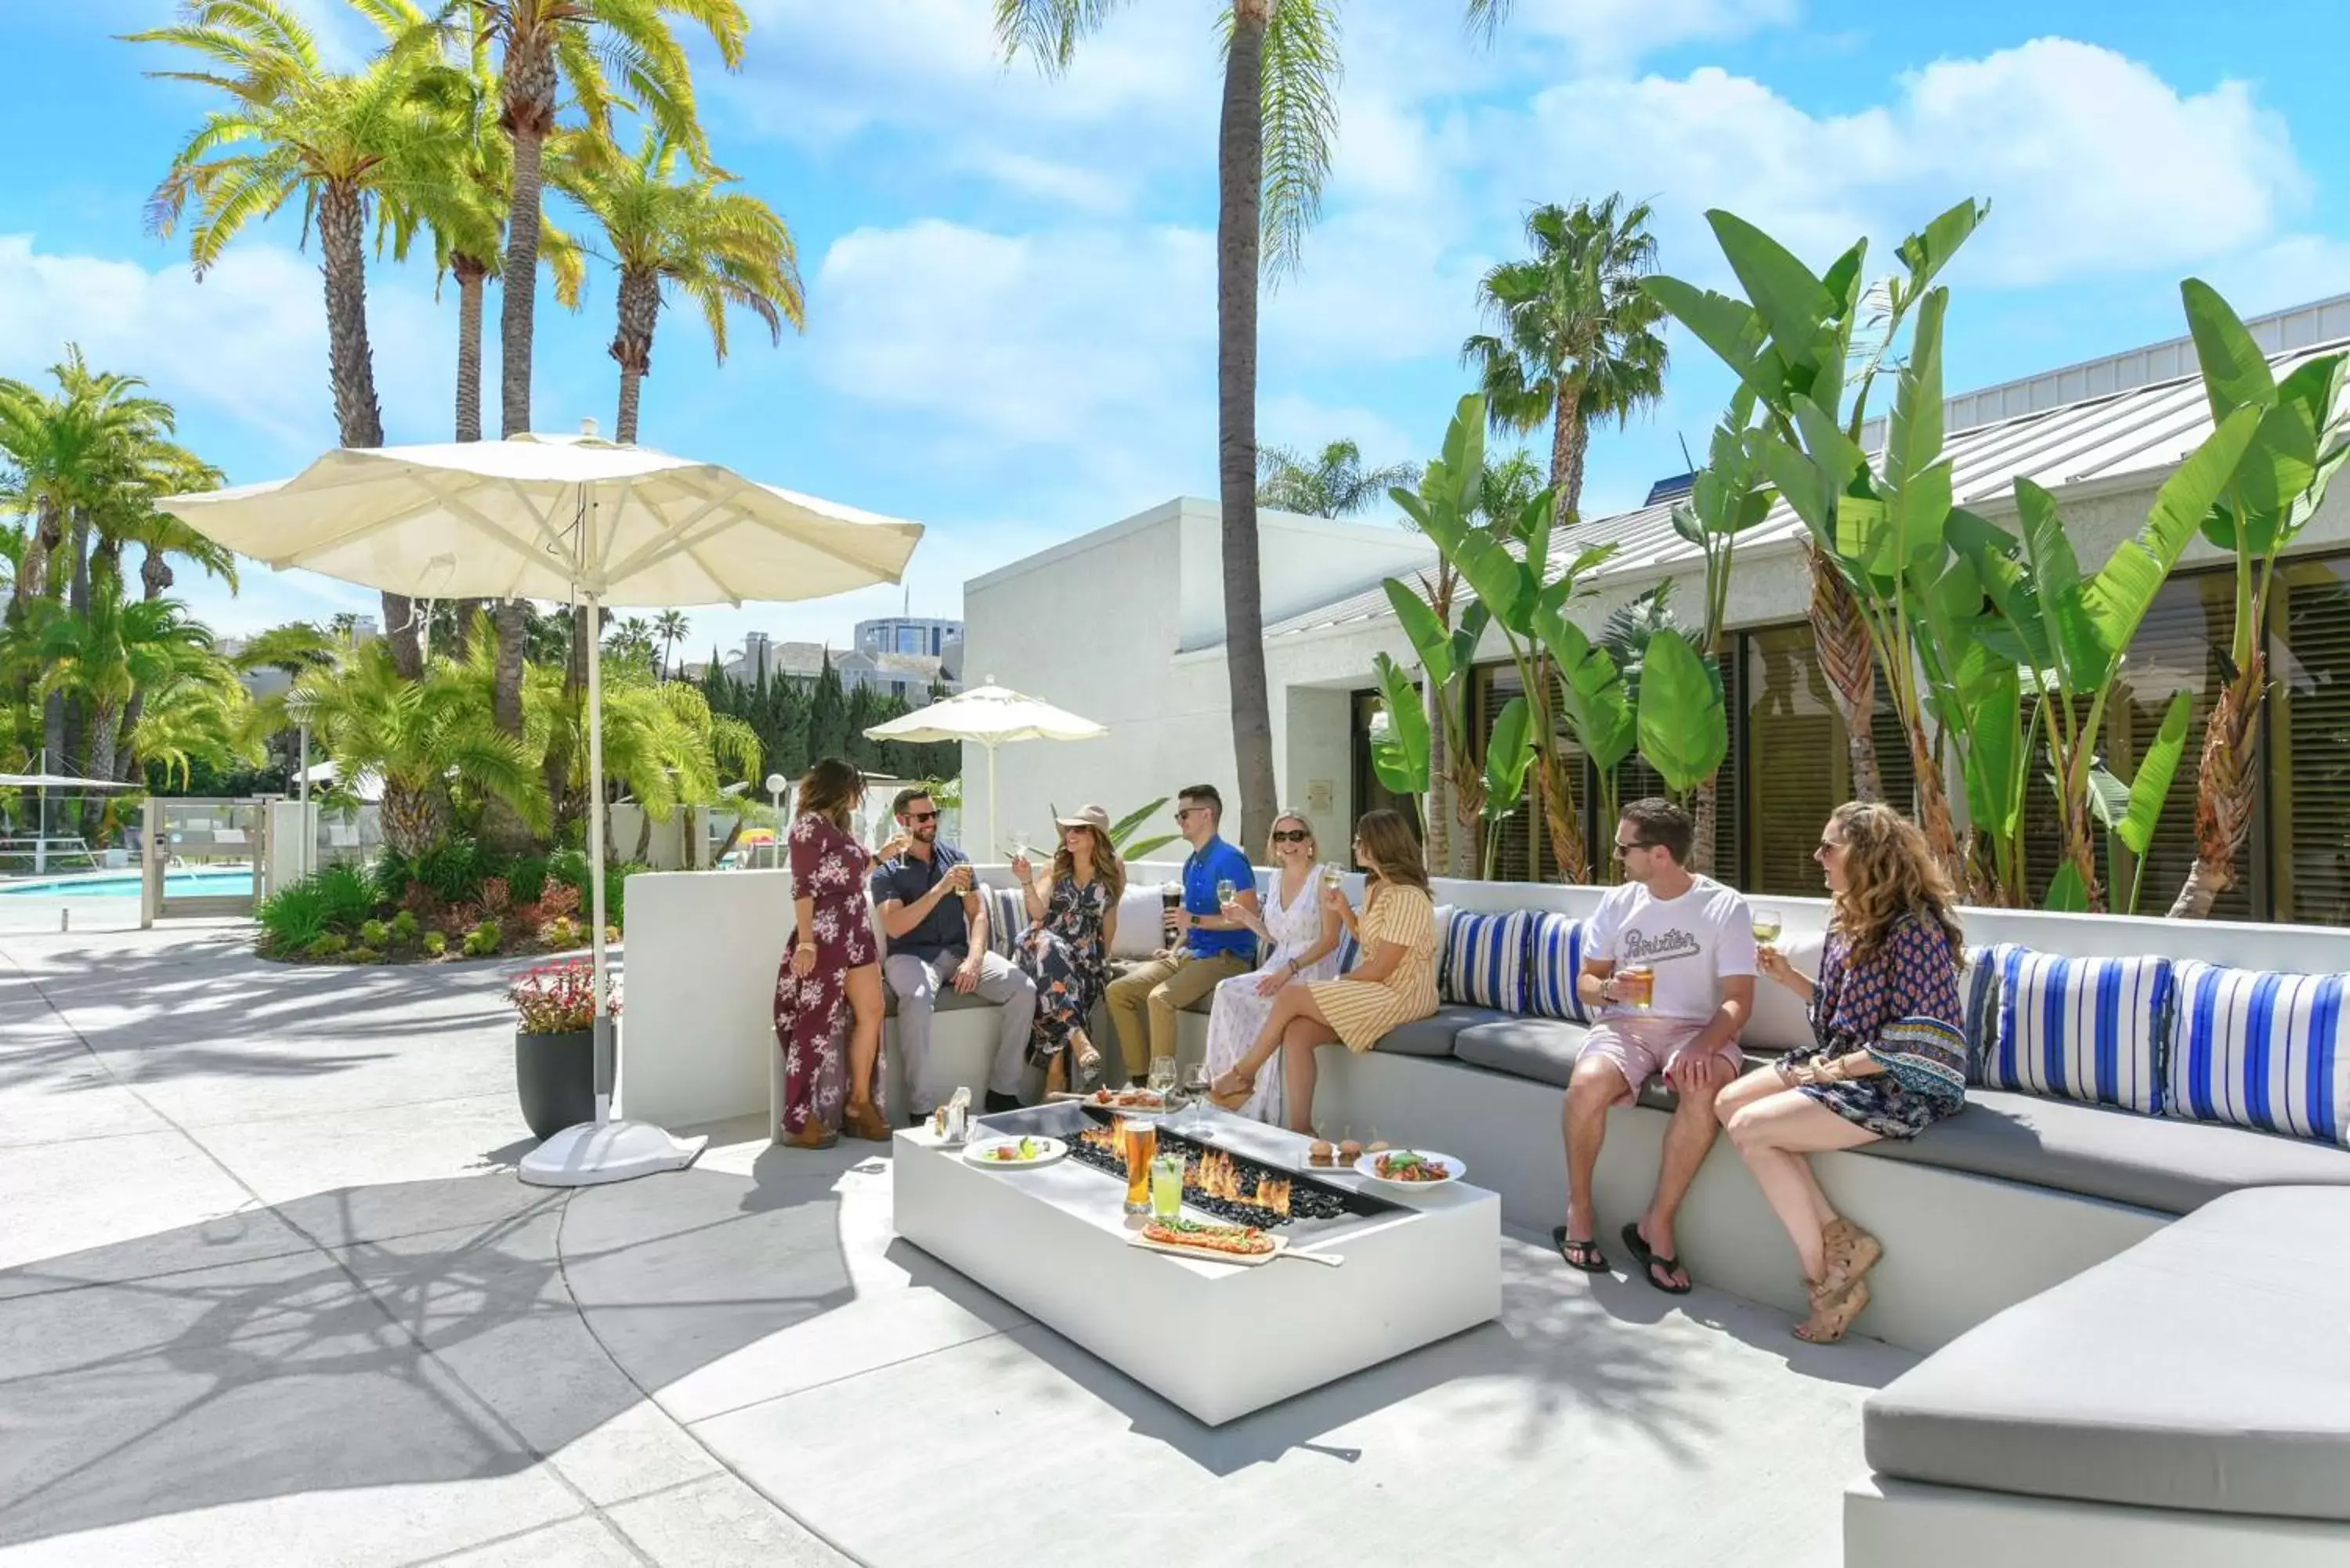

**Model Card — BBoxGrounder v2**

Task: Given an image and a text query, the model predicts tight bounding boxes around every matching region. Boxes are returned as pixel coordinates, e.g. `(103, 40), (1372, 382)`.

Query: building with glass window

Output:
(964, 295), (2350, 924)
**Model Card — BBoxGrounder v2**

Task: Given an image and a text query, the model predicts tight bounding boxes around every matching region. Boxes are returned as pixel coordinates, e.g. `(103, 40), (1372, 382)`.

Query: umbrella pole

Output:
(987, 742), (998, 859)
(588, 591), (613, 1126)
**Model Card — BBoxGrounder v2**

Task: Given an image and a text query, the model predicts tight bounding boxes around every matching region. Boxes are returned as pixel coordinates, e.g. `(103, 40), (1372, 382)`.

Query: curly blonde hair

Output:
(1050, 826), (1126, 904)
(1828, 801), (1963, 963)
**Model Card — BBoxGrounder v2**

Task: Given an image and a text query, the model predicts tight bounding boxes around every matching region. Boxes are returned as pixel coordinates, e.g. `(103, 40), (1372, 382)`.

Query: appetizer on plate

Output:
(978, 1137), (1048, 1162)
(1089, 1087), (1165, 1109)
(1372, 1150), (1452, 1183)
(1307, 1140), (1336, 1167)
(1142, 1216), (1275, 1256)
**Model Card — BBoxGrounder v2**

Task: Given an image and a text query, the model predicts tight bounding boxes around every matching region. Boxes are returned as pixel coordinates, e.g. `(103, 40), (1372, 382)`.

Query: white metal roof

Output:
(1257, 329), (2350, 649)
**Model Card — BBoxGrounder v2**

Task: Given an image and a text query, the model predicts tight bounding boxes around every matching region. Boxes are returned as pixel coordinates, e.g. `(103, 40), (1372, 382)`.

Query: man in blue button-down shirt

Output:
(873, 787), (1038, 1122)
(1105, 784), (1260, 1083)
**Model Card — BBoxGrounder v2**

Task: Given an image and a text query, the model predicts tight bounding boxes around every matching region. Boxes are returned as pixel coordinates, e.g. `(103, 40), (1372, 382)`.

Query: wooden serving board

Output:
(1126, 1229), (1289, 1268)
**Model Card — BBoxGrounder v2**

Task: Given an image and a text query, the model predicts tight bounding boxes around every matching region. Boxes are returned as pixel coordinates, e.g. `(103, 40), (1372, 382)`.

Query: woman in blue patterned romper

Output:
(1716, 802), (1969, 1344)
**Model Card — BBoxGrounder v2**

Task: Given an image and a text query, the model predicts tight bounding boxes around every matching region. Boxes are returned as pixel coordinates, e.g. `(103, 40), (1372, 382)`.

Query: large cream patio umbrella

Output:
(164, 430), (923, 1186)
(862, 682), (1105, 852)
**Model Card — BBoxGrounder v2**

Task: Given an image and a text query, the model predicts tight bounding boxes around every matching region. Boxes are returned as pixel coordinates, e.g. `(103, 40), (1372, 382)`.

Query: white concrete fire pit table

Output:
(891, 1102), (1501, 1425)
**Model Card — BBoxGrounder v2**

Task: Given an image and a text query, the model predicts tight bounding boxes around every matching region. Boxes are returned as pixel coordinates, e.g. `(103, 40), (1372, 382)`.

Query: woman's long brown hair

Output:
(797, 757), (864, 833)
(1353, 808), (1430, 895)
(1829, 800), (1963, 962)
(1051, 826), (1126, 904)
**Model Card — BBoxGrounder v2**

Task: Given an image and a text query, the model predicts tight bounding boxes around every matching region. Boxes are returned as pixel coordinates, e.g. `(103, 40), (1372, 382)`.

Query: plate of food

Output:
(1297, 1138), (1392, 1174)
(963, 1135), (1066, 1169)
(1129, 1215), (1287, 1266)
(1084, 1086), (1168, 1111)
(1354, 1148), (1464, 1187)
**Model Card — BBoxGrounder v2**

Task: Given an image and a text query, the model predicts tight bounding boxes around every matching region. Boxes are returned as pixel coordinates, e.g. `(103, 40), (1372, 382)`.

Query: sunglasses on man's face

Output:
(904, 810), (938, 824)
(1271, 829), (1310, 844)
(1611, 840), (1655, 859)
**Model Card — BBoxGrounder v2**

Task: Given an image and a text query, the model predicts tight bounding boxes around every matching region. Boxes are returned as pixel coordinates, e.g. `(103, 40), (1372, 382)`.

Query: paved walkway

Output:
(1, 925), (1912, 1566)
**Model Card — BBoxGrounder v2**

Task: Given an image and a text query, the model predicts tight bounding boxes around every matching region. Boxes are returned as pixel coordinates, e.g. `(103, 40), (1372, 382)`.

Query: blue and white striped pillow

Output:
(985, 885), (1028, 959)
(1960, 943), (2010, 1085)
(1987, 948), (2173, 1114)
(1441, 909), (1531, 1011)
(2168, 960), (2349, 1147)
(1336, 929), (1360, 974)
(1525, 912), (1588, 1023)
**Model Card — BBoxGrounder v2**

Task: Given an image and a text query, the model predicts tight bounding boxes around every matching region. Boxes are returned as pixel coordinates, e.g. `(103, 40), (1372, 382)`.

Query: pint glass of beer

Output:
(1159, 881), (1184, 944)
(1618, 964), (1655, 1010)
(1121, 1116), (1157, 1212)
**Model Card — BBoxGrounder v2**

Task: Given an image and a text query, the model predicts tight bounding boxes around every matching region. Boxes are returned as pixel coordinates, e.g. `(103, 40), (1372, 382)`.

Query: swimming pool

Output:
(0, 869), (258, 899)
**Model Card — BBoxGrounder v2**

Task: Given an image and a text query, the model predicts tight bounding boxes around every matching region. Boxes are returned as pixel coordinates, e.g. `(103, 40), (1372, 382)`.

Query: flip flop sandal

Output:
(1621, 1221), (1693, 1295)
(1552, 1226), (1609, 1274)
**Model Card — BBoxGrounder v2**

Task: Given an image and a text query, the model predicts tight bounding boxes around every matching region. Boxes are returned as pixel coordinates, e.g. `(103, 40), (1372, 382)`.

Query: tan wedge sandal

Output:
(1823, 1217), (1883, 1290)
(1795, 1275), (1871, 1343)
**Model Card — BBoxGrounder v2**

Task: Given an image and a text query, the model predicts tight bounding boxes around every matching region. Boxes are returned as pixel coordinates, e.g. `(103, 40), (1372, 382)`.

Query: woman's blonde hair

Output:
(1051, 824), (1126, 903)
(1353, 808), (1430, 895)
(1828, 800), (1963, 963)
(1267, 808), (1317, 862)
(797, 757), (864, 833)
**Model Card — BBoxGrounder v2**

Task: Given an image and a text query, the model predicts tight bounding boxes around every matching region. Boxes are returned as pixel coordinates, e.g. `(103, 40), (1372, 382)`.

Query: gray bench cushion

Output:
(1370, 1004), (1501, 1058)
(1857, 1088), (2350, 1215)
(1864, 1186), (2350, 1521)
(1452, 1015), (1587, 1086)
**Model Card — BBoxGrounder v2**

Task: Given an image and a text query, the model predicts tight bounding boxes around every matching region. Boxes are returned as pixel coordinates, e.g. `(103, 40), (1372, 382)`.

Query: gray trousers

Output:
(884, 948), (1038, 1113)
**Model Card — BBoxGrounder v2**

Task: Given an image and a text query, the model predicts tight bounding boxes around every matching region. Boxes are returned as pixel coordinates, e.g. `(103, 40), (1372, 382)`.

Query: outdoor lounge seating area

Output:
(621, 860), (2350, 1562)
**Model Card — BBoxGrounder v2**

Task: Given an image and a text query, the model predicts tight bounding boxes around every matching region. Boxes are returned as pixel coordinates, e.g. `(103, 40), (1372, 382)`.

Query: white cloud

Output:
(1482, 0), (1800, 71)
(2191, 234), (2350, 319)
(1521, 40), (2308, 289)
(0, 233), (455, 465)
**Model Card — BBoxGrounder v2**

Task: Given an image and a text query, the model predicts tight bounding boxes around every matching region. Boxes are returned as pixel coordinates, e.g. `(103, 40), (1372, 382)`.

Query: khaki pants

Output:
(1106, 951), (1249, 1078)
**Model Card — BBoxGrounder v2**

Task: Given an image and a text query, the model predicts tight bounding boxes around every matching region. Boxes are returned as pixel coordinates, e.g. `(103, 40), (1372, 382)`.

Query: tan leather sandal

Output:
(1794, 1275), (1871, 1344)
(1823, 1217), (1883, 1289)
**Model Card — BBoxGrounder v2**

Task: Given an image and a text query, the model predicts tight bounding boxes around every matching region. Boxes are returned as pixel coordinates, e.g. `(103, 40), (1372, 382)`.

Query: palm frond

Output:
(1249, 0), (1341, 282)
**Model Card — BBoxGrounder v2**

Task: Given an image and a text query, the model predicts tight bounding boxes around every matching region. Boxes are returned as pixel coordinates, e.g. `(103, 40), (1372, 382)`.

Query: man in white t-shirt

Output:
(1555, 798), (1755, 1295)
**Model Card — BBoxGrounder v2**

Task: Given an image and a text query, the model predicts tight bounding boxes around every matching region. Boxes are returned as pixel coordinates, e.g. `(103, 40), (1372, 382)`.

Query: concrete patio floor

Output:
(1, 923), (1914, 1566)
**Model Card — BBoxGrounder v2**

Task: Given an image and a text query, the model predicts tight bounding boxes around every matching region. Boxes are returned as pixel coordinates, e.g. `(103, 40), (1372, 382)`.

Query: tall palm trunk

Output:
(1548, 385), (1589, 527)
(2170, 659), (2261, 918)
(1535, 747), (1588, 883)
(1806, 541), (1884, 803)
(1217, 2), (1278, 858)
(317, 179), (421, 681)
(448, 253), (490, 660)
(1690, 775), (1718, 876)
(490, 38), (559, 851)
(139, 543), (172, 602)
(1423, 681), (1450, 875)
(611, 267), (659, 444)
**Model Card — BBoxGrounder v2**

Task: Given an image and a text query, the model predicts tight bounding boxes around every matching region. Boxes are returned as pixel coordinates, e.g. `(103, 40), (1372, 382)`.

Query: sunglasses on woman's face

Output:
(1271, 829), (1310, 844)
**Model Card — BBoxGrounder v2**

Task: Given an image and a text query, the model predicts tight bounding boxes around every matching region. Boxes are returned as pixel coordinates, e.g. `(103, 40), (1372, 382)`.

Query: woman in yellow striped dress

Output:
(1210, 810), (1439, 1133)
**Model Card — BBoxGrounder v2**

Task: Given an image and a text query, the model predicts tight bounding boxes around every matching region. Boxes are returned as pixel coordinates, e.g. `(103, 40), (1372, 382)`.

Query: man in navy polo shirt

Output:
(1105, 783), (1260, 1084)
(873, 787), (1038, 1122)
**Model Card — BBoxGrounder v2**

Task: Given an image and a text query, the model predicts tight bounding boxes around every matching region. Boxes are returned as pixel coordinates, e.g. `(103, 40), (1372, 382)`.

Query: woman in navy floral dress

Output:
(1716, 802), (1969, 1344)
(1010, 806), (1123, 1095)
(773, 759), (906, 1148)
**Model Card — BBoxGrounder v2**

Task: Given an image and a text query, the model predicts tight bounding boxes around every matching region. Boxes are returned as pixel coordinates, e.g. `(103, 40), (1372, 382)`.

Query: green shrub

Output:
(314, 862), (379, 930)
(462, 919), (502, 958)
(389, 909), (421, 945)
(359, 918), (389, 947)
(258, 882), (331, 952)
(548, 846), (589, 895)
(604, 860), (652, 931)
(306, 932), (349, 959)
(347, 946), (382, 963)
(507, 854), (550, 905)
(415, 837), (500, 905)
(424, 930), (447, 958)
(371, 850), (414, 906)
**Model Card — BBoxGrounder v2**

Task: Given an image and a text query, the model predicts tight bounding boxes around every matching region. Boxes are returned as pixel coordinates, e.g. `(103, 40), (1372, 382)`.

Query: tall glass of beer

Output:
(1618, 964), (1655, 1010)
(1121, 1115), (1157, 1212)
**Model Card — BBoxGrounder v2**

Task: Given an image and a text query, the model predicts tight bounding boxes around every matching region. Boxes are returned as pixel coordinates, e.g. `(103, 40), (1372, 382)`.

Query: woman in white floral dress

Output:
(1202, 810), (1342, 1124)
(773, 759), (906, 1148)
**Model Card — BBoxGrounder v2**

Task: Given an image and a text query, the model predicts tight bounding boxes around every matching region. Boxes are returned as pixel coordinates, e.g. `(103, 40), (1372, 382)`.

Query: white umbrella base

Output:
(518, 1118), (709, 1187)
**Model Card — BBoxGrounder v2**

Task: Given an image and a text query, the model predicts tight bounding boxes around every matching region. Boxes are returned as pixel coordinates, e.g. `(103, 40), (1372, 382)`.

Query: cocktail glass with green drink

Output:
(1150, 1153), (1185, 1219)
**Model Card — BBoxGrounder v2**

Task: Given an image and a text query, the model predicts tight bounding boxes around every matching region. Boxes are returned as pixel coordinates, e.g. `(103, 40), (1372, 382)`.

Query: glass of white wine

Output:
(1752, 909), (1784, 945)
(1148, 1054), (1178, 1100)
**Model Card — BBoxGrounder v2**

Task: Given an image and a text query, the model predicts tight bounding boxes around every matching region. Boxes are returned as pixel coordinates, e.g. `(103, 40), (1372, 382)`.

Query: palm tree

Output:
(36, 571), (222, 786)
(997, 0), (1506, 851)
(128, 0), (458, 680)
(0, 349), (175, 623)
(525, 658), (759, 859)
(1254, 439), (1417, 518)
(1462, 195), (1669, 527)
(286, 638), (546, 857)
(572, 132), (804, 445)
(654, 609), (689, 677)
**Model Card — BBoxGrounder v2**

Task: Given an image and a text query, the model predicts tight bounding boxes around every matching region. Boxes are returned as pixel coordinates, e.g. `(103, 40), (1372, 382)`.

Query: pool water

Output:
(0, 869), (257, 899)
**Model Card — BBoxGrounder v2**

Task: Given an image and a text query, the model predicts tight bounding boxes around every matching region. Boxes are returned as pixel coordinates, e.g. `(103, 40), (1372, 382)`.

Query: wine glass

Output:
(1183, 1060), (1211, 1111)
(1215, 877), (1238, 908)
(1752, 909), (1784, 945)
(1148, 1054), (1178, 1100)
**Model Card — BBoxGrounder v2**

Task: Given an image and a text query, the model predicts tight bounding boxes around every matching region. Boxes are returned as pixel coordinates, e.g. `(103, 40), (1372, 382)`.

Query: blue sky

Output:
(7, 0), (2348, 663)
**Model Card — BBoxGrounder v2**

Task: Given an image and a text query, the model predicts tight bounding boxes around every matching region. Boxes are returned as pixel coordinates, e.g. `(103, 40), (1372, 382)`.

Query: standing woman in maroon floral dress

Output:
(774, 759), (906, 1147)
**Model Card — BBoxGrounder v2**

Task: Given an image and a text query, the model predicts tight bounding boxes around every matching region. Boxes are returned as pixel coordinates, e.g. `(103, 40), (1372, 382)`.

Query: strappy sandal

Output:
(1795, 1275), (1871, 1344)
(1070, 1029), (1104, 1089)
(1553, 1227), (1609, 1273)
(1823, 1217), (1883, 1290)
(1620, 1220), (1693, 1295)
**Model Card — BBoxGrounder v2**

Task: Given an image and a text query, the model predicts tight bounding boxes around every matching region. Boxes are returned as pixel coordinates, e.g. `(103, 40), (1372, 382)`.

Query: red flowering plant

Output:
(507, 960), (617, 1033)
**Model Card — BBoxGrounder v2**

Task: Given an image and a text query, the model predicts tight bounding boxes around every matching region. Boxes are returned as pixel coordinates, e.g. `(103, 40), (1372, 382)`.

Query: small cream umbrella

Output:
(861, 681), (1106, 852)
(164, 428), (922, 1186)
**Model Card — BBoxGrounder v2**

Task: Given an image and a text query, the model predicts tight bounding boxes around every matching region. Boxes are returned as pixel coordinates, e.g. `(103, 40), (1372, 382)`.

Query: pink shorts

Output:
(1578, 1016), (1741, 1104)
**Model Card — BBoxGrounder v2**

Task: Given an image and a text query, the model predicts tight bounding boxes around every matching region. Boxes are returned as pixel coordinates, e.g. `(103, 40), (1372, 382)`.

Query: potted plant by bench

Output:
(508, 960), (608, 1140)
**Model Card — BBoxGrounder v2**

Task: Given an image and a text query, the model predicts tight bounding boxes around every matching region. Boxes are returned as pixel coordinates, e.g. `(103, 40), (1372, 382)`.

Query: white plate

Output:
(1049, 1089), (1170, 1112)
(963, 1136), (1067, 1169)
(1353, 1148), (1465, 1187)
